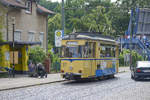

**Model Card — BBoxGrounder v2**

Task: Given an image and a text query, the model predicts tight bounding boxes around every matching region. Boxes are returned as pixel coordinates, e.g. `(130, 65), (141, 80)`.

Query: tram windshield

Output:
(61, 44), (96, 58)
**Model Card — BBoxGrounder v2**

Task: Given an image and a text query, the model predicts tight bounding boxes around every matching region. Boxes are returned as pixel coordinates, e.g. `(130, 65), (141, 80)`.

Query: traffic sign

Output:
(55, 30), (63, 47)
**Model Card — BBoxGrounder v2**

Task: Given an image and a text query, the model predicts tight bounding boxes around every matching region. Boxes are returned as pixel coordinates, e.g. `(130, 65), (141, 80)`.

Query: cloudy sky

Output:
(50, 0), (117, 3)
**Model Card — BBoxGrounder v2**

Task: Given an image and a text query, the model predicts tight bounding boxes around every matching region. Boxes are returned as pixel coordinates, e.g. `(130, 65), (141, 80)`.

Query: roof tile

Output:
(37, 5), (55, 15)
(0, 0), (26, 9)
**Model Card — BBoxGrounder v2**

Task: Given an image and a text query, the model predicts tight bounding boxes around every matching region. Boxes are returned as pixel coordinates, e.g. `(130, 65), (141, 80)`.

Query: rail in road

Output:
(0, 71), (150, 100)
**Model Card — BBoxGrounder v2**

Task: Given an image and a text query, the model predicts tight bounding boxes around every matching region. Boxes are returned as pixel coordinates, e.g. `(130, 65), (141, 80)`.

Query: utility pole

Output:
(61, 0), (65, 37)
(12, 17), (15, 78)
(130, 9), (133, 69)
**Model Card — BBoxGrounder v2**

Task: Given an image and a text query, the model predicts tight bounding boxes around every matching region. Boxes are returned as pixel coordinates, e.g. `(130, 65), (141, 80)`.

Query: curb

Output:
(0, 70), (129, 91)
(0, 79), (66, 91)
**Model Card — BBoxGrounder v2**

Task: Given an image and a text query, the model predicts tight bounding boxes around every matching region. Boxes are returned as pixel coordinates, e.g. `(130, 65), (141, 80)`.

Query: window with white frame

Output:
(28, 32), (35, 42)
(39, 32), (44, 47)
(25, 0), (32, 13)
(14, 31), (21, 41)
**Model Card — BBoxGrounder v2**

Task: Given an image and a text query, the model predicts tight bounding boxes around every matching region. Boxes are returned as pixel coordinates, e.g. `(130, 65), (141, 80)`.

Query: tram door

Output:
(88, 42), (96, 76)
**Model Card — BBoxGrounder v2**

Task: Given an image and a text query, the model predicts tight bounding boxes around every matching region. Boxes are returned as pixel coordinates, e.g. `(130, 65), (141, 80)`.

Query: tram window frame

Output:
(61, 42), (96, 58)
(61, 46), (83, 58)
(100, 44), (116, 58)
(83, 42), (96, 58)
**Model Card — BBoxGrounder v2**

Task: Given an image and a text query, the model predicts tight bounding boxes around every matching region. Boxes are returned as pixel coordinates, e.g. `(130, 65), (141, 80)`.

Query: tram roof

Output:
(63, 32), (117, 43)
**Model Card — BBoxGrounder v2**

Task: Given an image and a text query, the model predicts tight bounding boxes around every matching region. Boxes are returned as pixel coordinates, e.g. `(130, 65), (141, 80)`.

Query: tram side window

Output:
(62, 46), (82, 58)
(100, 46), (106, 57)
(82, 42), (96, 58)
(106, 47), (111, 57)
(111, 47), (116, 57)
(100, 45), (116, 57)
(61, 43), (96, 58)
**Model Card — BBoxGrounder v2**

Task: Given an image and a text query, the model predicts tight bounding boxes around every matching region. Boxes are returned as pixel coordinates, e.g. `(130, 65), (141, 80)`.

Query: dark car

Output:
(131, 61), (150, 80)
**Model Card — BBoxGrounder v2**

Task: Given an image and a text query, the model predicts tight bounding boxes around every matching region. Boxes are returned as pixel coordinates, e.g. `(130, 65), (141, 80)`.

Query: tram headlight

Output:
(61, 70), (64, 73)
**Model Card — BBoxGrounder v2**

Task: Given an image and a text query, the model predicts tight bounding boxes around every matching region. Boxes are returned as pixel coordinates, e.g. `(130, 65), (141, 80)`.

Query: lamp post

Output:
(12, 17), (15, 77)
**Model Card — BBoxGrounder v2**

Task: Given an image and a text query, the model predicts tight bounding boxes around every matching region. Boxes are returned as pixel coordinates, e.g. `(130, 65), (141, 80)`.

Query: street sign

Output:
(55, 30), (63, 47)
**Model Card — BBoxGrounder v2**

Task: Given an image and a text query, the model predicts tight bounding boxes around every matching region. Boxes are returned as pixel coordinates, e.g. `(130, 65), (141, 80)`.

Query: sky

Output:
(49, 0), (117, 3)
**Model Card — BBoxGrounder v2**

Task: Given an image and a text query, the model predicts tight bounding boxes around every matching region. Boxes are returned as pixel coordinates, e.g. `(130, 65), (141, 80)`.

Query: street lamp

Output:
(11, 17), (15, 77)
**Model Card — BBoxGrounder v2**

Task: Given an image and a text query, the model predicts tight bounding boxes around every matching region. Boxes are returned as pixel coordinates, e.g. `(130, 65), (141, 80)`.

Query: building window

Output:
(39, 32), (44, 47)
(25, 1), (32, 13)
(14, 31), (21, 41)
(28, 32), (35, 42)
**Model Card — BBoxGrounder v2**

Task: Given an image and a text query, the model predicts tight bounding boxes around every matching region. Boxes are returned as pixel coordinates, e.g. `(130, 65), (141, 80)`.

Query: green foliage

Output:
(47, 44), (60, 64)
(0, 48), (3, 62)
(39, 0), (60, 12)
(39, 0), (150, 47)
(29, 46), (47, 64)
(47, 44), (60, 72)
(48, 13), (62, 45)
(0, 32), (2, 42)
(119, 49), (143, 66)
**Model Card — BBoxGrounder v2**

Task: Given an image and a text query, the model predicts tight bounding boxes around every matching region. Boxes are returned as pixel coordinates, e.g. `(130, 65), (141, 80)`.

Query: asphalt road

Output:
(0, 72), (150, 100)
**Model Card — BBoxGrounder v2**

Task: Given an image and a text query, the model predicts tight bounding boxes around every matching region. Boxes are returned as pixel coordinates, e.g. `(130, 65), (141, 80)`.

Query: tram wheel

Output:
(110, 74), (115, 78)
(97, 76), (104, 80)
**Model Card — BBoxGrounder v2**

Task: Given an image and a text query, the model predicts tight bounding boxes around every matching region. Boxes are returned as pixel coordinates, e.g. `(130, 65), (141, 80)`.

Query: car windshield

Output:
(137, 61), (150, 68)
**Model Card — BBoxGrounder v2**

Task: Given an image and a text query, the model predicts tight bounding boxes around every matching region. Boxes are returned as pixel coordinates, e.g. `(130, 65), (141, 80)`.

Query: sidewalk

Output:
(0, 73), (65, 91)
(0, 67), (129, 91)
(118, 66), (130, 73)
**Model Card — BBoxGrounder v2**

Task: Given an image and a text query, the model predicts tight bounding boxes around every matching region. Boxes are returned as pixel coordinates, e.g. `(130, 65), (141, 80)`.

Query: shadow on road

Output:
(136, 78), (150, 82)
(62, 77), (120, 86)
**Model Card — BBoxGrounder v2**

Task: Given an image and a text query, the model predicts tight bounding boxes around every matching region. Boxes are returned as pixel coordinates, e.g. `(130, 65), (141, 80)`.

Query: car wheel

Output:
(134, 75), (138, 81)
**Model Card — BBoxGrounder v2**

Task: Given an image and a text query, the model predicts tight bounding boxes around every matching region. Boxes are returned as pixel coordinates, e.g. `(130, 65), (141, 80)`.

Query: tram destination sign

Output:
(66, 41), (78, 47)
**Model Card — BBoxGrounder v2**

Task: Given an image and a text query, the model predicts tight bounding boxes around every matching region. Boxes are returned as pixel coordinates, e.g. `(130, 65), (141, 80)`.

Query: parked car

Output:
(131, 61), (150, 80)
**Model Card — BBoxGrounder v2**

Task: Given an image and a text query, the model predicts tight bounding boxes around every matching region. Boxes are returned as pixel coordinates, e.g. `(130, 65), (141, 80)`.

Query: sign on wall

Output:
(55, 30), (63, 47)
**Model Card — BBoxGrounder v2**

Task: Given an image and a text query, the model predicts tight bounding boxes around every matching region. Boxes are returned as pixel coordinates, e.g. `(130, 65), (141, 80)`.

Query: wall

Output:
(0, 45), (10, 68)
(0, 4), (7, 41)
(2, 1), (47, 49)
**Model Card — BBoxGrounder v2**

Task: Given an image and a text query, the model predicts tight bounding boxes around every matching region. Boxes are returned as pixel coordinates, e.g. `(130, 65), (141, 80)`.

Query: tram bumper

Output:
(62, 73), (81, 80)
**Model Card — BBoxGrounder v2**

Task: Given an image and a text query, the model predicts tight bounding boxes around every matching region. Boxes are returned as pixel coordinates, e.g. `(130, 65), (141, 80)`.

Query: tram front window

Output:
(62, 45), (95, 58)
(62, 46), (82, 58)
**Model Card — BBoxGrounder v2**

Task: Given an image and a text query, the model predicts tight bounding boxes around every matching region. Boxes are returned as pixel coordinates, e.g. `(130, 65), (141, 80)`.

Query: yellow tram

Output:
(60, 32), (119, 80)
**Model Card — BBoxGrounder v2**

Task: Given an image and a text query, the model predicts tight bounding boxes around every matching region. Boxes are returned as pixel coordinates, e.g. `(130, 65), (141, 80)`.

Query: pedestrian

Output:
(28, 61), (35, 77)
(37, 63), (47, 78)
(12, 65), (15, 78)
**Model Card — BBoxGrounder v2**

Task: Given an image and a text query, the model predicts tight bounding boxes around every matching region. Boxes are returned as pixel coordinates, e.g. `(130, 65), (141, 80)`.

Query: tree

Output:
(40, 0), (150, 46)
(81, 6), (112, 35)
(48, 13), (62, 45)
(39, 0), (60, 12)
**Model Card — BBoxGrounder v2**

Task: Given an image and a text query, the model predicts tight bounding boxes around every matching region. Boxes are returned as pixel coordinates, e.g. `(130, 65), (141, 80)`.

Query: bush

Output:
(48, 45), (60, 72)
(119, 49), (143, 67)
(29, 46), (47, 64)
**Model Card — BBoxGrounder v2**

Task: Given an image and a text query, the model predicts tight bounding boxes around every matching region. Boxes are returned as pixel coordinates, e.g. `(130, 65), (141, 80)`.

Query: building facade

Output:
(0, 0), (54, 50)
